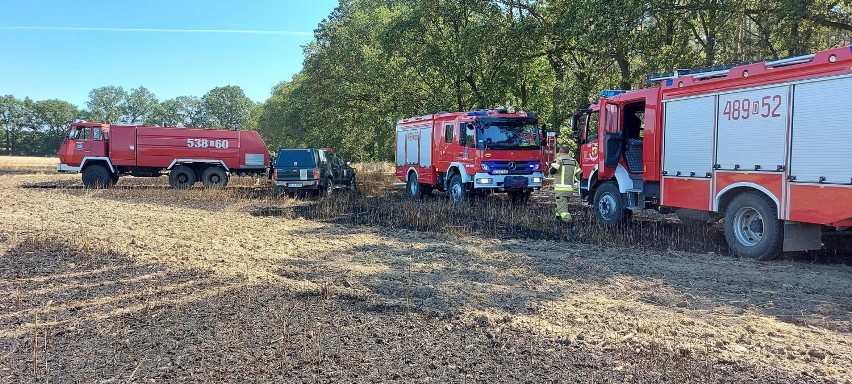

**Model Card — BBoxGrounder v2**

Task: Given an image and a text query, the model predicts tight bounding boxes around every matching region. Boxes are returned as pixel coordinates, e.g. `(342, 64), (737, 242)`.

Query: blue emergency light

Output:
(599, 90), (627, 98)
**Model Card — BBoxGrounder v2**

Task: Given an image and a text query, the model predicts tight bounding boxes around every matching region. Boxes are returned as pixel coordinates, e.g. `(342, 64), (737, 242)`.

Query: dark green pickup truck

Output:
(272, 148), (356, 195)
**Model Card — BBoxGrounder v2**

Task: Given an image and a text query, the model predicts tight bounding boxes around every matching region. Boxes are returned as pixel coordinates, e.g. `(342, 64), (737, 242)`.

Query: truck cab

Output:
(574, 89), (662, 225)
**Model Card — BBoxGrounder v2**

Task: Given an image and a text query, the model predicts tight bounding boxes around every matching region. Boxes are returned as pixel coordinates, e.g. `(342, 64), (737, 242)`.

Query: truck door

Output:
(437, 122), (456, 171)
(90, 126), (107, 157)
(65, 126), (91, 166)
(579, 110), (600, 177)
(601, 103), (623, 171)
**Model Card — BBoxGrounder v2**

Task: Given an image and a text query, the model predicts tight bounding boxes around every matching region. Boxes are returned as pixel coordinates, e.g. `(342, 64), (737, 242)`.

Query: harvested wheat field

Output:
(1, 156), (851, 383)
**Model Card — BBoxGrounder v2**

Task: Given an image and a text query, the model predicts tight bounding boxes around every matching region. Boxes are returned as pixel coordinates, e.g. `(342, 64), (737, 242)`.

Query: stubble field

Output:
(1, 156), (851, 383)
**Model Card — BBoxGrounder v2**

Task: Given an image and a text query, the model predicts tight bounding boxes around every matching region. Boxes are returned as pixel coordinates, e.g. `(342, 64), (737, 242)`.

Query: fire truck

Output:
(395, 108), (546, 203)
(57, 122), (269, 189)
(573, 45), (852, 260)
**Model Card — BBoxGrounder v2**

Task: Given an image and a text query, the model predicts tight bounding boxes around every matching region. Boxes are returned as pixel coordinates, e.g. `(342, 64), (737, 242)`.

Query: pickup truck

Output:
(272, 148), (356, 195)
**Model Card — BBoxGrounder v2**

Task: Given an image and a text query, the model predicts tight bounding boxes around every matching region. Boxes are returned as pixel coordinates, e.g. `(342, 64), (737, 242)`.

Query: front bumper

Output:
(57, 163), (81, 173)
(471, 172), (544, 190)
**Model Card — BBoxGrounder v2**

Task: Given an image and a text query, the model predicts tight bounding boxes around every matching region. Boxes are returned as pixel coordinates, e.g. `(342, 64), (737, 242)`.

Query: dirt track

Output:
(1, 165), (851, 382)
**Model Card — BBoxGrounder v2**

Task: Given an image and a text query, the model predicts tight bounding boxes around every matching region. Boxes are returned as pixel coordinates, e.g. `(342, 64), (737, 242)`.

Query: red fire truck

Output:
(395, 108), (546, 203)
(574, 45), (852, 260)
(57, 122), (269, 189)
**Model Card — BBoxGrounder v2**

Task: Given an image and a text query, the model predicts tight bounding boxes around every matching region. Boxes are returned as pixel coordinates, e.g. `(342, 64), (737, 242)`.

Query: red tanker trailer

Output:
(57, 122), (269, 188)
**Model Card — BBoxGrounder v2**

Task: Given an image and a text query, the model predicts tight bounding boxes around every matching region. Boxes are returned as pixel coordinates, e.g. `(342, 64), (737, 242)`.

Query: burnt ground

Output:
(2, 170), (852, 383)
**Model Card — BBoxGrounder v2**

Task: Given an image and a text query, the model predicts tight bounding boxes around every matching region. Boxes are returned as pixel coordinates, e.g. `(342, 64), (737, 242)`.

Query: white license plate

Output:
(287, 183), (303, 187)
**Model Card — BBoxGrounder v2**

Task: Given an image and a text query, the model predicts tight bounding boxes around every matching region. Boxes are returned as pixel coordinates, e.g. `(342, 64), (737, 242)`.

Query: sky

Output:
(0, 0), (339, 108)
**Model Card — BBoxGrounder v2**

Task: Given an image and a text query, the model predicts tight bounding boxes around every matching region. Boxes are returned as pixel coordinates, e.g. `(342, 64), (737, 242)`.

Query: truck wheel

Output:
(448, 174), (467, 203)
(723, 192), (782, 260)
(323, 177), (334, 196)
(169, 166), (197, 189)
(82, 164), (112, 189)
(593, 182), (628, 227)
(508, 190), (531, 205)
(201, 167), (229, 188)
(407, 173), (422, 199)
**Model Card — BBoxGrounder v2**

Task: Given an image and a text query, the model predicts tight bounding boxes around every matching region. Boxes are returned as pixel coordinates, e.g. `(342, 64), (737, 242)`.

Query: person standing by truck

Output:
(549, 145), (578, 234)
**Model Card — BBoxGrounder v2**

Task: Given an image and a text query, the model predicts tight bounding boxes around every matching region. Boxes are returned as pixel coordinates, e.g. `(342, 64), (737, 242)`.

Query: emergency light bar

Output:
(599, 90), (627, 98)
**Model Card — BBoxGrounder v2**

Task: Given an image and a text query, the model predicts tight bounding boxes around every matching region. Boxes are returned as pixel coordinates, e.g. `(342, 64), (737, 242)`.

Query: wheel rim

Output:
(733, 206), (763, 247)
(177, 173), (188, 184)
(451, 182), (463, 201)
(597, 193), (617, 219)
(210, 174), (221, 184)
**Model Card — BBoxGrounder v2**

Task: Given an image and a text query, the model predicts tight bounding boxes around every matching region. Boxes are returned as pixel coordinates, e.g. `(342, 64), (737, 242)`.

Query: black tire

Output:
(81, 164), (112, 189)
(201, 166), (229, 188)
(110, 173), (119, 186)
(509, 190), (531, 206)
(169, 165), (197, 189)
(593, 182), (628, 227)
(322, 177), (334, 196)
(723, 192), (783, 260)
(407, 172), (422, 199)
(448, 174), (466, 203)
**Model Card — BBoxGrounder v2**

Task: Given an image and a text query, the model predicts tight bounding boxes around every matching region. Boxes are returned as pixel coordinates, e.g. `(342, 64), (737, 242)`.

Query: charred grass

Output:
(3, 160), (852, 382)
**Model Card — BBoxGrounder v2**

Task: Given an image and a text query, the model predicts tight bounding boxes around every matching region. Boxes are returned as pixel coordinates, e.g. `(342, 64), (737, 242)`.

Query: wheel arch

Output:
(80, 157), (115, 174)
(716, 183), (780, 219)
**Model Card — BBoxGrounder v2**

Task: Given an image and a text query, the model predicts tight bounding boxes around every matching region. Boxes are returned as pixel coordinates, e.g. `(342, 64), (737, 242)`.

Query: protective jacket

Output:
(549, 154), (577, 192)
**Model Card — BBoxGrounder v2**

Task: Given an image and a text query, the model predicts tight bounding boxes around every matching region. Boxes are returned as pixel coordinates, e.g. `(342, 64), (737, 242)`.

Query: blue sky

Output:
(0, 0), (339, 108)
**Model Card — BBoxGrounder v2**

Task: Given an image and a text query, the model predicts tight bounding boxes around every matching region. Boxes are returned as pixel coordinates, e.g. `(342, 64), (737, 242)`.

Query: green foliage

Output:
(256, 0), (852, 161)
(202, 85), (254, 129)
(86, 86), (127, 123)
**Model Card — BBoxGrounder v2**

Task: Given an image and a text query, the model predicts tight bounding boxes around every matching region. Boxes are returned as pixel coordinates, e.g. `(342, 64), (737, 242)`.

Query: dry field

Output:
(1, 156), (851, 383)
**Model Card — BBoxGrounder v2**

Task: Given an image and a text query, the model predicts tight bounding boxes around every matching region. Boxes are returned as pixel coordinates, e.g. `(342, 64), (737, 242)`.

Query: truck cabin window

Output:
(476, 122), (540, 150)
(444, 124), (454, 144)
(465, 124), (475, 148)
(585, 112), (600, 143)
(68, 126), (90, 141)
(93, 127), (103, 141)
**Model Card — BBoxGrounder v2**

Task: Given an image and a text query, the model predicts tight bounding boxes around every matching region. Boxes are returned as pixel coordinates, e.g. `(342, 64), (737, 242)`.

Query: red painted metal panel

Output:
(661, 177), (711, 211)
(788, 184), (852, 224)
(134, 126), (241, 169)
(237, 130), (270, 168)
(714, 171), (785, 215)
(108, 126), (137, 166)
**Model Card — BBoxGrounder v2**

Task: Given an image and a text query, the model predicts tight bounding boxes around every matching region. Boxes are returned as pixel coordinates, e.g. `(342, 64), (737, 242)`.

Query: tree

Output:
(121, 86), (157, 124)
(86, 86), (127, 123)
(0, 95), (24, 155)
(201, 86), (253, 129)
(30, 99), (79, 155)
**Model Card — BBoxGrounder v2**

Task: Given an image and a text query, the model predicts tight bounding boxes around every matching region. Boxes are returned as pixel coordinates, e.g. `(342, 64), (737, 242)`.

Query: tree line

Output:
(3, 1), (851, 159)
(0, 85), (257, 156)
(255, 0), (852, 161)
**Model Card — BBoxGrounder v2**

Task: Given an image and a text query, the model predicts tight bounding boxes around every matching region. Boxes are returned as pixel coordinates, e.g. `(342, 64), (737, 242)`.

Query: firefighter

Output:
(549, 145), (578, 234)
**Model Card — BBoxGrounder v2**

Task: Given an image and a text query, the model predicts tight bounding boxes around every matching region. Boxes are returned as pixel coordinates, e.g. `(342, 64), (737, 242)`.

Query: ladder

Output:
(644, 53), (816, 84)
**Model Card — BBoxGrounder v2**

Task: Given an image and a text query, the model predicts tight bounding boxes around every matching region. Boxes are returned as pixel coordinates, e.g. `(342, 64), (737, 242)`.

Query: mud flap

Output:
(783, 222), (823, 252)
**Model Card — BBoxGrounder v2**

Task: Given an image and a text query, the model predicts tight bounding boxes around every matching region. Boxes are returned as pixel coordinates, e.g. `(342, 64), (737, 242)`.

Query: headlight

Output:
(532, 177), (542, 183)
(477, 178), (493, 184)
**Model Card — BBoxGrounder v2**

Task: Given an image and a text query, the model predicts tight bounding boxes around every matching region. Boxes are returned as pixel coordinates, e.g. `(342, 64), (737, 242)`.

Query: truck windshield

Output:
(276, 149), (316, 167)
(477, 123), (540, 150)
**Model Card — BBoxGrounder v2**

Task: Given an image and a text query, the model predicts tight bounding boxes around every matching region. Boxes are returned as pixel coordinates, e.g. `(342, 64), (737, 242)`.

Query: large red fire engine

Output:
(57, 122), (269, 188)
(574, 45), (852, 260)
(395, 108), (546, 203)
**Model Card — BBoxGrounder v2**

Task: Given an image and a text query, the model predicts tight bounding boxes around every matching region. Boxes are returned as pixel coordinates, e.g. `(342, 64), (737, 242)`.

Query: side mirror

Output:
(573, 131), (581, 144)
(540, 123), (547, 142)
